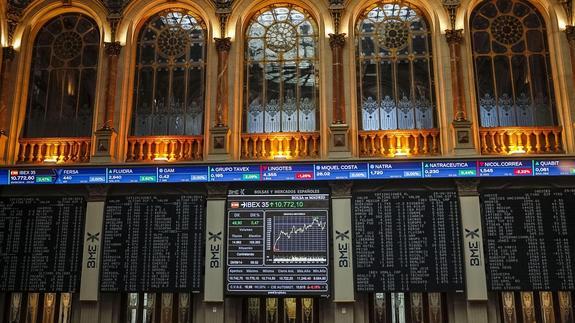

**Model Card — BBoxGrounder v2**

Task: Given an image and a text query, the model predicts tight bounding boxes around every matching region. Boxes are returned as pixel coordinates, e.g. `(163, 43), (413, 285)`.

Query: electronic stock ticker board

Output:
(226, 188), (330, 297)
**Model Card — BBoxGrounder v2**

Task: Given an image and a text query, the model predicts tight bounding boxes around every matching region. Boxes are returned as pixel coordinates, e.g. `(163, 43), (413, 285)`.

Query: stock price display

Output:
(100, 195), (205, 292)
(481, 189), (575, 291)
(0, 197), (86, 292)
(226, 188), (330, 297)
(353, 191), (464, 292)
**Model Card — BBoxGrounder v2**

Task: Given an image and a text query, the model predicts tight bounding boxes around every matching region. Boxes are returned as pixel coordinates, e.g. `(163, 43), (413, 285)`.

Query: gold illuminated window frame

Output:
(131, 9), (207, 137)
(243, 4), (320, 134)
(356, 1), (436, 131)
(470, 0), (557, 128)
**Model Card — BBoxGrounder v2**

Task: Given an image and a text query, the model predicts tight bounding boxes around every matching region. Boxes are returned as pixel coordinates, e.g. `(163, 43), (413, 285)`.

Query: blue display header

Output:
(3, 158), (575, 185)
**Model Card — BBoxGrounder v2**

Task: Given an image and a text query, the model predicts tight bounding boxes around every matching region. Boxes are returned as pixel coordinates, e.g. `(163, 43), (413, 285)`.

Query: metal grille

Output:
(356, 2), (436, 131)
(470, 0), (557, 127)
(244, 4), (319, 134)
(131, 9), (206, 136)
(24, 14), (100, 138)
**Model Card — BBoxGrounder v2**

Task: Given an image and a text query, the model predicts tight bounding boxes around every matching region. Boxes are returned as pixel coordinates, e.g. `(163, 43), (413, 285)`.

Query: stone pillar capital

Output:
(445, 29), (464, 45)
(329, 33), (347, 49)
(2, 47), (16, 61)
(214, 37), (232, 52)
(104, 42), (122, 57)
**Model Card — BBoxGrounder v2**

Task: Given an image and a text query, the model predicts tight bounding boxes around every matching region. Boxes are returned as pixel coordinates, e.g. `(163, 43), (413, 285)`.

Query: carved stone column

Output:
(209, 38), (232, 159)
(446, 30), (466, 122)
(565, 26), (575, 105)
(0, 47), (16, 164)
(446, 30), (475, 155)
(214, 37), (231, 127)
(330, 33), (346, 125)
(92, 42), (121, 163)
(103, 42), (121, 130)
(209, 4), (232, 161)
(328, 33), (351, 157)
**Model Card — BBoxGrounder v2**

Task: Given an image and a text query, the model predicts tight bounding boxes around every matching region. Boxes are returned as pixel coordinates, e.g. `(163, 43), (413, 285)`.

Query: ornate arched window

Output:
(356, 2), (436, 131)
(24, 14), (100, 138)
(471, 0), (556, 127)
(132, 9), (206, 136)
(244, 4), (319, 134)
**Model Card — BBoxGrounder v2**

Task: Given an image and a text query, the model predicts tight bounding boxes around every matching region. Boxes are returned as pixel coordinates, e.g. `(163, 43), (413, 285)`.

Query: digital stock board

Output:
(481, 189), (575, 291)
(225, 188), (330, 297)
(353, 191), (464, 293)
(0, 196), (86, 292)
(100, 195), (205, 292)
(2, 159), (575, 185)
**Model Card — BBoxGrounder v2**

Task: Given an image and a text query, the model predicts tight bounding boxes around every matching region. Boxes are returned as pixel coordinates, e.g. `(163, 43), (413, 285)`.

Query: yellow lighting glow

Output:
(272, 153), (288, 160)
(154, 156), (169, 162)
(558, 17), (568, 31)
(43, 156), (59, 163)
(508, 146), (526, 155)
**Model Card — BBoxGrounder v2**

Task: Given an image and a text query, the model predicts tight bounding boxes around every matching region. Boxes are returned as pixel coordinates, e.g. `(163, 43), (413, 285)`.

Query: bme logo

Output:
(336, 230), (350, 268)
(86, 232), (100, 269)
(208, 231), (222, 268)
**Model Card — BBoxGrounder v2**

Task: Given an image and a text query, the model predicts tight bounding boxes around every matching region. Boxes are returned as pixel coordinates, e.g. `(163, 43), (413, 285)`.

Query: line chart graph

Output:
(273, 215), (328, 253)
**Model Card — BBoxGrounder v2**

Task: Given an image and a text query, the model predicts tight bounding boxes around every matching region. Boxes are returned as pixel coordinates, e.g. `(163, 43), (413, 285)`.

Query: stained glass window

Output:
(356, 2), (436, 131)
(24, 14), (100, 138)
(244, 4), (319, 134)
(132, 9), (206, 136)
(470, 0), (557, 127)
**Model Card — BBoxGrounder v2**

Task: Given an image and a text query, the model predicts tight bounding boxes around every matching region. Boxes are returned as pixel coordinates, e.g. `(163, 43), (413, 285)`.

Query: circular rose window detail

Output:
(53, 32), (83, 60)
(265, 22), (298, 53)
(158, 27), (191, 57)
(491, 15), (524, 45)
(376, 18), (410, 50)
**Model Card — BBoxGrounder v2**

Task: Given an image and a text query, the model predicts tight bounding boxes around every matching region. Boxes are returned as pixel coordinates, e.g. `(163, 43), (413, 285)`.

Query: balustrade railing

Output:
(359, 129), (440, 157)
(17, 138), (91, 164)
(479, 126), (562, 155)
(241, 132), (320, 159)
(126, 136), (203, 162)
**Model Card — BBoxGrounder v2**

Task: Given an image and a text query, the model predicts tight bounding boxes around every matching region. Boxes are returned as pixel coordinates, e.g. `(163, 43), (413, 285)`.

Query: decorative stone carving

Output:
(215, 0), (233, 12)
(104, 41), (122, 57)
(328, 33), (346, 49)
(445, 29), (463, 45)
(442, 0), (460, 30)
(102, 0), (129, 14)
(108, 14), (122, 41)
(6, 5), (22, 45)
(215, 37), (231, 52)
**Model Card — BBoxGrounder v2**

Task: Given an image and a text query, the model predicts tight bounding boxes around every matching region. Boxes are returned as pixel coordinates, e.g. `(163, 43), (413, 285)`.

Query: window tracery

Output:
(131, 9), (206, 136)
(470, 0), (557, 127)
(356, 2), (436, 131)
(244, 4), (319, 134)
(24, 14), (100, 138)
